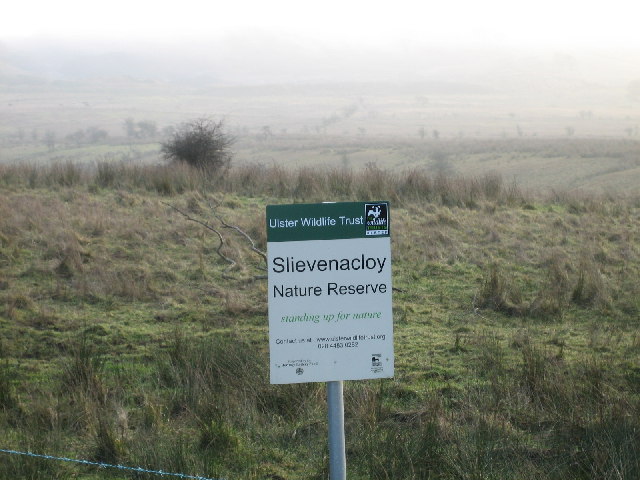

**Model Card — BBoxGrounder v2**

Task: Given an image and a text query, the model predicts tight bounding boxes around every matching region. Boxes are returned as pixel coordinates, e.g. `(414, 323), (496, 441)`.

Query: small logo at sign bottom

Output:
(296, 367), (304, 375)
(371, 354), (383, 373)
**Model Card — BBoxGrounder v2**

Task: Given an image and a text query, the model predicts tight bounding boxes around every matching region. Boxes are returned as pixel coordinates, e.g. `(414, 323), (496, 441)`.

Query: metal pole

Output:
(327, 380), (346, 480)
(322, 203), (345, 479)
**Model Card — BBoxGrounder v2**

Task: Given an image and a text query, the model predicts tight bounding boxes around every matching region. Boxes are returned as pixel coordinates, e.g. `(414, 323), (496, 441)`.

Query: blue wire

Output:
(0, 448), (223, 480)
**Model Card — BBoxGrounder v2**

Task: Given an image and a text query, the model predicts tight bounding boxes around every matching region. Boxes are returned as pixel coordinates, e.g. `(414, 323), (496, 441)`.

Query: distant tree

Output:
(66, 129), (86, 145)
(137, 120), (157, 138)
(87, 126), (108, 143)
(124, 117), (137, 138)
(66, 127), (108, 145)
(161, 118), (234, 175)
(261, 125), (273, 140)
(123, 118), (158, 139)
(44, 130), (56, 151)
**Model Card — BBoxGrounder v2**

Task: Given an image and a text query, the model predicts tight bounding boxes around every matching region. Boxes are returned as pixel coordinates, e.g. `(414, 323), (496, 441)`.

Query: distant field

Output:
(3, 133), (639, 193)
(233, 136), (640, 192)
(2, 79), (639, 193)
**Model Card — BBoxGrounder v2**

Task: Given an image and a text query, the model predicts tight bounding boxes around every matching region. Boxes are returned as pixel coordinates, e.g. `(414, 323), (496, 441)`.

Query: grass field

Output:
(1, 160), (639, 479)
(2, 77), (640, 192)
(1, 75), (639, 478)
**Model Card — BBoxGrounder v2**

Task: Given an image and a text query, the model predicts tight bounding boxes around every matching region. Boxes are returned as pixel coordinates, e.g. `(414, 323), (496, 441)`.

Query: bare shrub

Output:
(161, 118), (234, 177)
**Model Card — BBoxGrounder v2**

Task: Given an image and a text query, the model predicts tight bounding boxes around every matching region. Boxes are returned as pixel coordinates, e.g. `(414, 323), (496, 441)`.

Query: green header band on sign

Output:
(267, 201), (390, 242)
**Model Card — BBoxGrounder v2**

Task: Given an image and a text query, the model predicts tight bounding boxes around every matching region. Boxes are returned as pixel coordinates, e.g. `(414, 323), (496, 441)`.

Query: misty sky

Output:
(2, 0), (638, 49)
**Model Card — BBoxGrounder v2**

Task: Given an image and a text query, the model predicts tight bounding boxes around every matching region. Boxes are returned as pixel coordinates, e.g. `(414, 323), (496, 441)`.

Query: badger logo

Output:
(365, 203), (389, 236)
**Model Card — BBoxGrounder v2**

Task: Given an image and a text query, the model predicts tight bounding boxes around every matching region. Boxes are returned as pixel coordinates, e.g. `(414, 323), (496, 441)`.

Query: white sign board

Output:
(267, 202), (393, 384)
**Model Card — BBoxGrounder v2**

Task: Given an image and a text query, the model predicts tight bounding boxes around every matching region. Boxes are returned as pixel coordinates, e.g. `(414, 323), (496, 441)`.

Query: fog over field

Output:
(2, 4), (640, 480)
(2, 0), (640, 191)
(3, 33), (640, 87)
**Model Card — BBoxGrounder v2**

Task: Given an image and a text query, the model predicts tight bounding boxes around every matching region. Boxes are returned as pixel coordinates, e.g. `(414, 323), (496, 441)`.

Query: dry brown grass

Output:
(1, 159), (639, 479)
(2, 159), (638, 215)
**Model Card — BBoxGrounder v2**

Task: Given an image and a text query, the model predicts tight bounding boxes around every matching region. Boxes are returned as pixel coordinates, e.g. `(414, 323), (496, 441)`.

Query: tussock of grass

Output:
(476, 264), (526, 316)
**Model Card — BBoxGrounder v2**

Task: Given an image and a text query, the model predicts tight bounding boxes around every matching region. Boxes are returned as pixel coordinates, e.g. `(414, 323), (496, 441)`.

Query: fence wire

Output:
(0, 448), (223, 480)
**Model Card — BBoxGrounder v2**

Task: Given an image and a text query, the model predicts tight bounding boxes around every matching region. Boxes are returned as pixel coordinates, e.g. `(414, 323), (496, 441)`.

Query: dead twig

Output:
(163, 199), (267, 280)
(161, 201), (237, 270)
(207, 199), (267, 268)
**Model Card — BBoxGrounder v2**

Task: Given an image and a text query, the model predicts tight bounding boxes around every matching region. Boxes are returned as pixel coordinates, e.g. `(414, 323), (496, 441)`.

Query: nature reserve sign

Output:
(267, 202), (393, 384)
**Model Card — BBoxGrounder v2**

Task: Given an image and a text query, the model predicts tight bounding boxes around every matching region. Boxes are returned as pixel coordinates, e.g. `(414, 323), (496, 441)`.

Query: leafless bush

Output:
(161, 118), (234, 177)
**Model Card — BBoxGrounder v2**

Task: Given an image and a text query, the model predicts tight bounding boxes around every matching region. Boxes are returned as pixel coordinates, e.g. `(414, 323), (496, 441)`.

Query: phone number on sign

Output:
(317, 342), (359, 349)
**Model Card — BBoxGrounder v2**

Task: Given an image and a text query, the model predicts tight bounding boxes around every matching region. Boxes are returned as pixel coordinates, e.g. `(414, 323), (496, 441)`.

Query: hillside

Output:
(1, 164), (639, 479)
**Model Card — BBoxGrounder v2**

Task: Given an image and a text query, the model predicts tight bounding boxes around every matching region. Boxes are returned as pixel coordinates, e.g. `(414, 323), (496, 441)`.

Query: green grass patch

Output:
(1, 165), (639, 479)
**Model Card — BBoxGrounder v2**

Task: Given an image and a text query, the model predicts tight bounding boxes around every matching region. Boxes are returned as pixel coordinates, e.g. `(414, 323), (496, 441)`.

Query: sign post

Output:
(327, 380), (346, 480)
(266, 201), (393, 479)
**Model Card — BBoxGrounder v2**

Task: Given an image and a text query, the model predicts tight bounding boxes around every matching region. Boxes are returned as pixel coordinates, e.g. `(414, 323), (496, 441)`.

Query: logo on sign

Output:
(371, 354), (383, 373)
(365, 203), (389, 236)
